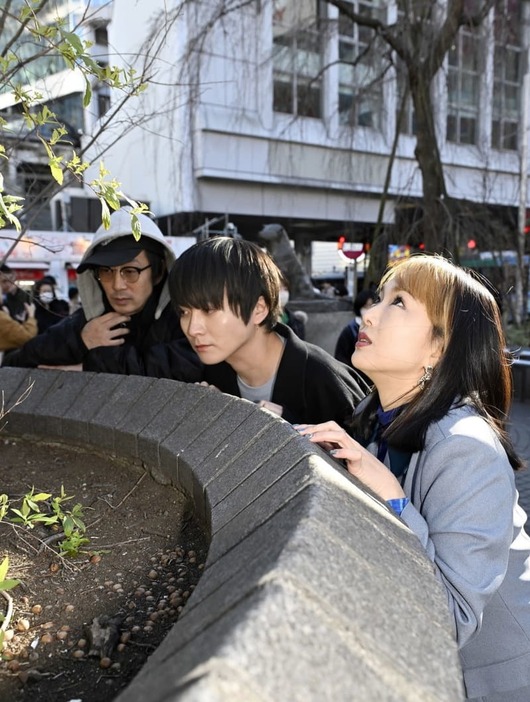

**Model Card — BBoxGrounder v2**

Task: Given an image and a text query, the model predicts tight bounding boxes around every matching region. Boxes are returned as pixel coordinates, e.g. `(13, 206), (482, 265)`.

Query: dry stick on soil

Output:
(0, 590), (14, 632)
(88, 471), (147, 529)
(5, 522), (80, 573)
(38, 532), (66, 553)
(141, 527), (171, 539)
(0, 380), (35, 429)
(95, 537), (150, 549)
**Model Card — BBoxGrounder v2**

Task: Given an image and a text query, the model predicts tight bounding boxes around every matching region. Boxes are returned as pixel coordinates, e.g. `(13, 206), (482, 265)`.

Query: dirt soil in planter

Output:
(0, 435), (209, 702)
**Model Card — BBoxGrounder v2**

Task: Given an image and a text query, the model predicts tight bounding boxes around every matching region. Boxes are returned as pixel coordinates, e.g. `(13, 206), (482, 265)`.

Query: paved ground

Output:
(509, 400), (530, 520)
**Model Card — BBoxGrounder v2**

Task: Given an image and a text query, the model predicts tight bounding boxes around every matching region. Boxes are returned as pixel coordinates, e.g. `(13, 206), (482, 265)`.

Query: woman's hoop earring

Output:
(418, 365), (433, 390)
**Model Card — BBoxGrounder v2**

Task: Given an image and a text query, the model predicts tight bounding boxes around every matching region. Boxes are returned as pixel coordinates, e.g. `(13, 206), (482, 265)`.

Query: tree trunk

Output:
(410, 68), (455, 257)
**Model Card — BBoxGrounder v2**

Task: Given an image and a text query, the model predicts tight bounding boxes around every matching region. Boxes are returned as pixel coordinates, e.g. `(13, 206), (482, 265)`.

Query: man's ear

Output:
(154, 261), (166, 286)
(252, 296), (269, 325)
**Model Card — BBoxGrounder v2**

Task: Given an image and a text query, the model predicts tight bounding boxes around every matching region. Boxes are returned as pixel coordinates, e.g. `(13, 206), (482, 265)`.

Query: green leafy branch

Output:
(0, 1), (149, 236)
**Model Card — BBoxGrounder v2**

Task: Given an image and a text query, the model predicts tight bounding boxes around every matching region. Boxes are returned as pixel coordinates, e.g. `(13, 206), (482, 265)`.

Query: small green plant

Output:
(59, 528), (90, 558)
(0, 486), (90, 558)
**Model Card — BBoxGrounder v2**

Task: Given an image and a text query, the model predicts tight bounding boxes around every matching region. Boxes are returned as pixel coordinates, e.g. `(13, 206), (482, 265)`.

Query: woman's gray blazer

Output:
(378, 404), (530, 699)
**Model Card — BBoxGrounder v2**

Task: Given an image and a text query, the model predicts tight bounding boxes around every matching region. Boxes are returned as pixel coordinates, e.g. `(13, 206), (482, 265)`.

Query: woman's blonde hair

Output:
(380, 254), (499, 356)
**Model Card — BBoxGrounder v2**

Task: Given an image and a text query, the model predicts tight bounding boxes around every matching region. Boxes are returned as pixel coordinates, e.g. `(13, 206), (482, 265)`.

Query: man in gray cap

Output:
(3, 207), (202, 381)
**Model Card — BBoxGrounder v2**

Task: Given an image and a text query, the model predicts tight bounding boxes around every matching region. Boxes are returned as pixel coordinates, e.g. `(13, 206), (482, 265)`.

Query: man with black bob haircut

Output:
(168, 237), (367, 428)
(3, 207), (201, 381)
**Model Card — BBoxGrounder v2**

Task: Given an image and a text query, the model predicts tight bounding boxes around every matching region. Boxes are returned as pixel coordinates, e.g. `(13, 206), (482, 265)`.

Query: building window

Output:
(337, 0), (384, 129)
(17, 162), (56, 229)
(446, 23), (482, 145)
(492, 0), (521, 151)
(97, 92), (111, 118)
(43, 93), (84, 142)
(94, 25), (108, 46)
(272, 0), (323, 118)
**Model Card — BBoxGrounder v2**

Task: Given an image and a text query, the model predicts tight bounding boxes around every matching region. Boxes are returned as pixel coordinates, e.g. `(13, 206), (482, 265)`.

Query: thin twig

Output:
(37, 532), (64, 554)
(85, 514), (104, 529)
(0, 590), (14, 632)
(95, 537), (150, 549)
(111, 472), (147, 510)
(88, 472), (147, 528)
(5, 522), (79, 573)
(140, 527), (170, 539)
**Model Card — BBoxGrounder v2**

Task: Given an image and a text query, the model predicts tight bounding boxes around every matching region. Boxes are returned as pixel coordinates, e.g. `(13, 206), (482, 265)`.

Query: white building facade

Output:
(86, 0), (530, 247)
(1, 0), (530, 267)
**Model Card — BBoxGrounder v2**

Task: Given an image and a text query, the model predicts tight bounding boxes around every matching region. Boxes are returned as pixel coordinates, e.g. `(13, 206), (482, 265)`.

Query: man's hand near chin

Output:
(81, 312), (131, 350)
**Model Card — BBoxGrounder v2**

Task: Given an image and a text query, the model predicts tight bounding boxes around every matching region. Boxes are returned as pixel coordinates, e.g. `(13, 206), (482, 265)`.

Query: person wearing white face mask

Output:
(33, 277), (70, 334)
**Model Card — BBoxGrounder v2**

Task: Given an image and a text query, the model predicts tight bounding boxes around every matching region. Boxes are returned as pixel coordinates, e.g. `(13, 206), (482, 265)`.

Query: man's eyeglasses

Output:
(96, 264), (152, 284)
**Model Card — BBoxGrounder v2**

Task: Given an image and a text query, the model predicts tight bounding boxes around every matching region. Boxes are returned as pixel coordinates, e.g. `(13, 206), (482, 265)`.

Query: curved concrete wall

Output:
(0, 368), (464, 701)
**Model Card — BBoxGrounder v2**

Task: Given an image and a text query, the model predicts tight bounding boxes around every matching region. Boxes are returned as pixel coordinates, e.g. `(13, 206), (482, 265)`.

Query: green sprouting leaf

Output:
(72, 516), (86, 532)
(99, 161), (110, 178)
(60, 486), (73, 501)
(103, 187), (121, 211)
(0, 556), (9, 582)
(82, 55), (100, 74)
(131, 214), (141, 241)
(62, 31), (84, 54)
(32, 493), (52, 502)
(59, 531), (89, 557)
(33, 515), (59, 526)
(63, 515), (74, 536)
(100, 199), (111, 229)
(0, 494), (9, 521)
(0, 579), (20, 591)
(50, 158), (64, 185)
(83, 78), (92, 108)
(39, 138), (53, 159)
(50, 127), (67, 145)
(0, 195), (22, 231)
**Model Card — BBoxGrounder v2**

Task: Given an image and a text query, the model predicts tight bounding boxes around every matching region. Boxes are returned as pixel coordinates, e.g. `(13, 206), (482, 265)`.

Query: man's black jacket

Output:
(3, 297), (202, 382)
(202, 323), (368, 428)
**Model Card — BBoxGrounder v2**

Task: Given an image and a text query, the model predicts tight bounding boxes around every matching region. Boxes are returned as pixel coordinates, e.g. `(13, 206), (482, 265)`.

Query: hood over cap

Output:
(77, 207), (176, 321)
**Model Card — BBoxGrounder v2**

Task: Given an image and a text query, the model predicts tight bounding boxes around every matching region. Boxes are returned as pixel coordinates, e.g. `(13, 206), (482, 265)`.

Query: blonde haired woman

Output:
(297, 255), (530, 701)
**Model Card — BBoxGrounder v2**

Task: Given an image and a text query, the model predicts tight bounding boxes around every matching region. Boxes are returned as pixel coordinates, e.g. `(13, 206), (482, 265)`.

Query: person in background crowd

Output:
(279, 274), (307, 340)
(334, 288), (375, 368)
(168, 237), (366, 428)
(0, 300), (37, 356)
(296, 254), (530, 701)
(0, 263), (30, 322)
(33, 277), (70, 333)
(2, 207), (202, 381)
(68, 285), (82, 315)
(320, 281), (337, 298)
